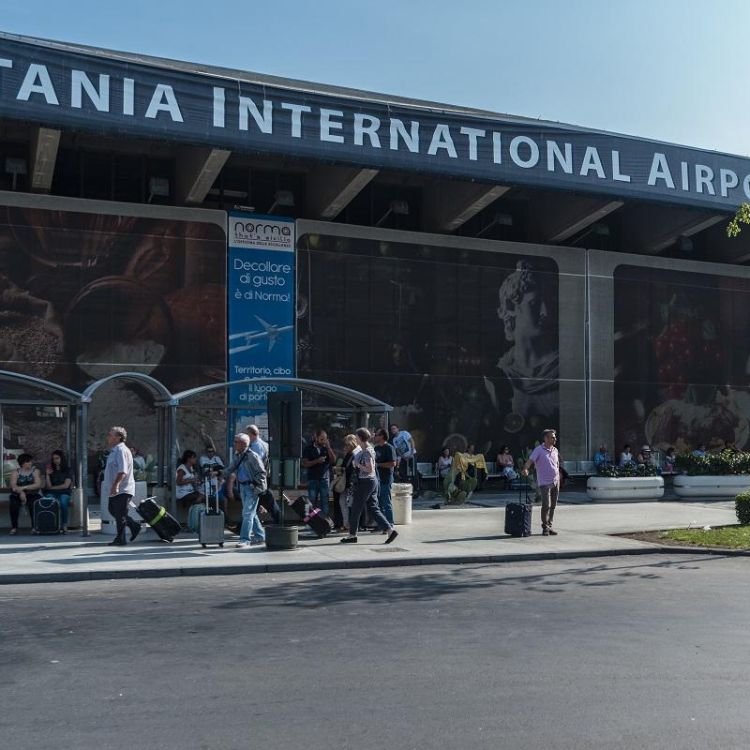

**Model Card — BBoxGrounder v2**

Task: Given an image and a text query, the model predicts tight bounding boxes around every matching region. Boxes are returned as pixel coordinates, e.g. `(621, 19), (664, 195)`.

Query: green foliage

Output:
(675, 451), (750, 476)
(727, 203), (750, 238)
(597, 462), (658, 478)
(444, 470), (478, 504)
(663, 524), (750, 548)
(736, 491), (750, 525)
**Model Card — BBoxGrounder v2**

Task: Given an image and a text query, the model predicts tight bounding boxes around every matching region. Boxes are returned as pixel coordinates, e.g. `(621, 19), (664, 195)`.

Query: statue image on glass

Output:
(484, 260), (559, 437)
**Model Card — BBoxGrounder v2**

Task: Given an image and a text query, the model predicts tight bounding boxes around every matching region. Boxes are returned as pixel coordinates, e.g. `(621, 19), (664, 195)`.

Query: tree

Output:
(726, 203), (750, 238)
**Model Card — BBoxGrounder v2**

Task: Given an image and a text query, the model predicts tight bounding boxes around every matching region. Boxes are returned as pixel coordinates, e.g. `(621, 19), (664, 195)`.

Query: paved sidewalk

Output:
(0, 496), (739, 584)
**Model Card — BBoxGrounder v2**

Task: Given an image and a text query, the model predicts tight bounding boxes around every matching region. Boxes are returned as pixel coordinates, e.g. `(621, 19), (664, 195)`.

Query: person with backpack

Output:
(225, 433), (267, 549)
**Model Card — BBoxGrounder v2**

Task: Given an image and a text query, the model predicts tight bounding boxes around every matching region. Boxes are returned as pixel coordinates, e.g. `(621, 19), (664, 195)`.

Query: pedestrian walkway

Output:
(0, 495), (739, 584)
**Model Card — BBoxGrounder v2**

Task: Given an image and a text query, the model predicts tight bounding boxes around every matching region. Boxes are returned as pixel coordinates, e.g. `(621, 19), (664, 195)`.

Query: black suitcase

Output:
(505, 476), (532, 537)
(33, 496), (61, 534)
(135, 497), (181, 543)
(290, 496), (331, 538)
(504, 502), (532, 537)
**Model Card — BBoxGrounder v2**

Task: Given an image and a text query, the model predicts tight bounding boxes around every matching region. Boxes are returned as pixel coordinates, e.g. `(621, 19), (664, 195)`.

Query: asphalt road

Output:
(1, 554), (748, 750)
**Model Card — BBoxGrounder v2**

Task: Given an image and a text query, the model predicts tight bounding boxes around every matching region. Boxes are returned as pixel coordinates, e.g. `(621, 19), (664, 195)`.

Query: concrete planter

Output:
(264, 524), (299, 550)
(586, 475), (664, 501)
(673, 474), (750, 498)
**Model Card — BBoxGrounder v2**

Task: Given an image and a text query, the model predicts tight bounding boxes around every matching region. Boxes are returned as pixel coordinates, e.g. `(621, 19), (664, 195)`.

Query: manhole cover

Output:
(372, 547), (407, 553)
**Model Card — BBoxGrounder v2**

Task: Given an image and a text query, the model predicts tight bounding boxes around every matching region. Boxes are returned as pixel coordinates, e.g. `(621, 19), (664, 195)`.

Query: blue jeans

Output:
(238, 483), (265, 543)
(377, 478), (394, 525)
(49, 492), (71, 527)
(307, 478), (330, 516)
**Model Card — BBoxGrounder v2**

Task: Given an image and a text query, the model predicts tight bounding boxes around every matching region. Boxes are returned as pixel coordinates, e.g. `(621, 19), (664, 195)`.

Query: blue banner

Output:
(227, 213), (296, 423)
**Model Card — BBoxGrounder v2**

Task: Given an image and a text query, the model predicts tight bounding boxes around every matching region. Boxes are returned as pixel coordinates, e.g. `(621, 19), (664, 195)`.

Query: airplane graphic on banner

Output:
(228, 315), (294, 355)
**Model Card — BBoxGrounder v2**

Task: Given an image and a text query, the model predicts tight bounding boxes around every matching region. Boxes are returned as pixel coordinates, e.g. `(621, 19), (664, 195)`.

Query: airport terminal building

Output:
(3, 31), (750, 473)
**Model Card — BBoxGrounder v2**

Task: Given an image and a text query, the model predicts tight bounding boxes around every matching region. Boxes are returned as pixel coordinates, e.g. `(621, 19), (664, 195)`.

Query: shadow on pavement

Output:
(213, 555), (715, 610)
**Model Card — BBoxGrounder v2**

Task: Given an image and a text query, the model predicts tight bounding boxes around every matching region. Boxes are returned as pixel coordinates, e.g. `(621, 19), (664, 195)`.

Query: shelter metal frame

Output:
(0, 371), (391, 535)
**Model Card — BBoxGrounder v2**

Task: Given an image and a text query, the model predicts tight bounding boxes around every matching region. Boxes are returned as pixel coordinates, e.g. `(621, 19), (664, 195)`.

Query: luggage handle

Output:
(518, 474), (532, 505)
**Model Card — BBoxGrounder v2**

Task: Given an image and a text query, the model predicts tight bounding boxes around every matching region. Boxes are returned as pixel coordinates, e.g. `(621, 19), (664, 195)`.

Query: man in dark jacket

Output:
(225, 433), (267, 549)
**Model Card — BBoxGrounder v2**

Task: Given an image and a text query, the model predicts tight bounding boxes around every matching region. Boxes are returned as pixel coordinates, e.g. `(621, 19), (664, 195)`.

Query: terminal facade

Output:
(2, 31), (750, 475)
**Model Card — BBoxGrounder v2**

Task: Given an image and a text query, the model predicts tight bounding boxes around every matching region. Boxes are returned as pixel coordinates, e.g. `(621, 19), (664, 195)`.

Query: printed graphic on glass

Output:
(297, 233), (559, 459)
(614, 265), (750, 453)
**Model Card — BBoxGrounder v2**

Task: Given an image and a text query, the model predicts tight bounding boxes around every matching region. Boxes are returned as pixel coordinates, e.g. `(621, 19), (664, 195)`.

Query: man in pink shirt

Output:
(522, 428), (560, 536)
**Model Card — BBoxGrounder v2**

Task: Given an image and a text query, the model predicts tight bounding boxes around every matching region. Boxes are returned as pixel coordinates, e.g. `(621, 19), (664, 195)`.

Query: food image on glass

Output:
(613, 265), (750, 452)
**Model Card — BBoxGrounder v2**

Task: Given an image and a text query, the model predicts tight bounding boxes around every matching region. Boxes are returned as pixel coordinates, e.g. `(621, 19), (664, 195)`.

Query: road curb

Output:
(0, 543), (737, 585)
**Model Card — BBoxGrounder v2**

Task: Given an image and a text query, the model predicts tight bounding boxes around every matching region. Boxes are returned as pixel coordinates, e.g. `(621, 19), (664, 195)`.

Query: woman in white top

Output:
(340, 428), (397, 545)
(437, 447), (453, 479)
(175, 450), (205, 507)
(619, 444), (634, 467)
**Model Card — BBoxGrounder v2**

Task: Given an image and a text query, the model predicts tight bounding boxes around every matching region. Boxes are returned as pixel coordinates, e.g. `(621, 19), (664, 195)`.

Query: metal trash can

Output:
(391, 483), (413, 525)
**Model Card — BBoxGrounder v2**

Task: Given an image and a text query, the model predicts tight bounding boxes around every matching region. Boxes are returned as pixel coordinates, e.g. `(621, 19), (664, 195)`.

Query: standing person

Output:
(225, 433), (267, 549)
(245, 424), (269, 465)
(341, 428), (398, 545)
(521, 428), (560, 537)
(390, 423), (416, 482)
(301, 429), (335, 518)
(104, 426), (140, 547)
(334, 434), (359, 532)
(8, 454), (43, 535)
(46, 449), (73, 533)
(373, 428), (397, 527)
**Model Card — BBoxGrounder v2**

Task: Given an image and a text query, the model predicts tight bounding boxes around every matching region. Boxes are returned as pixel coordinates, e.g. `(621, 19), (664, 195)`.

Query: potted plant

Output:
(586, 462), (664, 501)
(672, 451), (750, 498)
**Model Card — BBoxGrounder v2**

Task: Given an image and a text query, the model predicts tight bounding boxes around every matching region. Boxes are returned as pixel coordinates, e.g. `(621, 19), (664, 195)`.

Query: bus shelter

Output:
(1, 370), (392, 533)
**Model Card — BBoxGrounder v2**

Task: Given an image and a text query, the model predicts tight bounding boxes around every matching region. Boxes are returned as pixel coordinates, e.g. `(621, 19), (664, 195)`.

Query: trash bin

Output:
(391, 483), (413, 525)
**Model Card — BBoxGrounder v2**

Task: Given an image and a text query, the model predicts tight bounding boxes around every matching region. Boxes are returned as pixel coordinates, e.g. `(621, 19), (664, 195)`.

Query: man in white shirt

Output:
(390, 423), (416, 482)
(245, 424), (269, 465)
(104, 425), (140, 546)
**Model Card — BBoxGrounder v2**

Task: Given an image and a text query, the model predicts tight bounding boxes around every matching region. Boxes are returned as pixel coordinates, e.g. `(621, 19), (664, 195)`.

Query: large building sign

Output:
(227, 212), (296, 424)
(0, 33), (748, 212)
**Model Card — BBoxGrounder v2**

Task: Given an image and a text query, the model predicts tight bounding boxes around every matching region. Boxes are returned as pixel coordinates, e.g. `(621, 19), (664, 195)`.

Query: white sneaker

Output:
(235, 541), (251, 549)
(250, 538), (266, 546)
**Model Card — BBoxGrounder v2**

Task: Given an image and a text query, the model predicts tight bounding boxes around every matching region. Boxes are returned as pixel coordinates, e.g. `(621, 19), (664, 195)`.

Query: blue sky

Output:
(3, 0), (748, 155)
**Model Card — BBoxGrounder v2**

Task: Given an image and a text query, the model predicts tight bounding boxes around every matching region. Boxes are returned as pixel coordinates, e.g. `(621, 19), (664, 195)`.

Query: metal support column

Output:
(168, 403), (178, 516)
(77, 401), (89, 536)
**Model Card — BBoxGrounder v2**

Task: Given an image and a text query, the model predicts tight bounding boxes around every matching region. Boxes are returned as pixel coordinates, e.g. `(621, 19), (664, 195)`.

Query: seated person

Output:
(175, 450), (205, 507)
(619, 444), (634, 467)
(437, 447), (453, 479)
(663, 446), (677, 474)
(198, 446), (225, 509)
(636, 445), (655, 466)
(692, 443), (707, 457)
(593, 444), (611, 470)
(199, 445), (224, 472)
(46, 449), (73, 532)
(9, 453), (43, 535)
(496, 445), (518, 481)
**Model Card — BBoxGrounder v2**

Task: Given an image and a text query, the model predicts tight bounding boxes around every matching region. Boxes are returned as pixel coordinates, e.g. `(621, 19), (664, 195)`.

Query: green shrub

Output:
(597, 463), (659, 478)
(675, 451), (750, 476)
(736, 491), (750, 525)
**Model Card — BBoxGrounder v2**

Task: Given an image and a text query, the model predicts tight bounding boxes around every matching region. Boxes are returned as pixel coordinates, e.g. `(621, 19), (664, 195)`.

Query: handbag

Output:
(332, 469), (347, 494)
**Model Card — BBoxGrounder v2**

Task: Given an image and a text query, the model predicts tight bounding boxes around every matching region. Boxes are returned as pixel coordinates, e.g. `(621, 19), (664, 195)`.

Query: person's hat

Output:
(641, 444), (651, 452)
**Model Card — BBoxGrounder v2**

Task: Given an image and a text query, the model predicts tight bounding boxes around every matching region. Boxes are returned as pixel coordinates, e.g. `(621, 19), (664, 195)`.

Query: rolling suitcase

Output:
(290, 496), (331, 538)
(187, 502), (204, 533)
(33, 496), (61, 534)
(504, 476), (532, 537)
(199, 475), (225, 548)
(135, 497), (180, 543)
